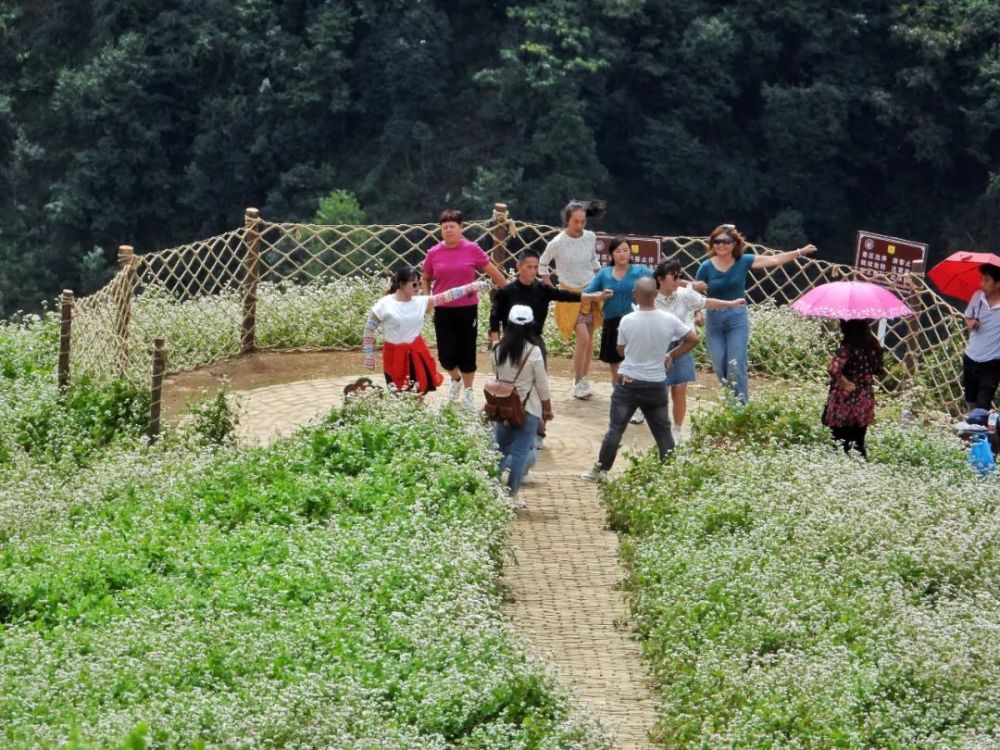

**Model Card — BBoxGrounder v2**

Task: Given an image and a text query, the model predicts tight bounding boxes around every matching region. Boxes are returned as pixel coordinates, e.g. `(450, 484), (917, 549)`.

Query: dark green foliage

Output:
(1, 0), (998, 313)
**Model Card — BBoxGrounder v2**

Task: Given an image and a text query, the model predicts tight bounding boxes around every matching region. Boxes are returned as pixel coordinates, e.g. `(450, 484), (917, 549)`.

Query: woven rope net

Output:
(69, 209), (968, 414)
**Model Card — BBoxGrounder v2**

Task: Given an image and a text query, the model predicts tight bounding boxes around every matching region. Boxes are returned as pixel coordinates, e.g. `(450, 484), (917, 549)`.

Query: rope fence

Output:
(59, 204), (969, 416)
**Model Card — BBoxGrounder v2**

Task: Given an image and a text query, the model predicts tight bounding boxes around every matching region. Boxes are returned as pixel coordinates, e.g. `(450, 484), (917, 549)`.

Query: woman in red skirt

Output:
(362, 266), (491, 393)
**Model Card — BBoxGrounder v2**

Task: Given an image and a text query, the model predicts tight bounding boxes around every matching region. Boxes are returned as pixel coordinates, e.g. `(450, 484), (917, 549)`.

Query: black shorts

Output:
(434, 305), (478, 373)
(599, 316), (624, 364)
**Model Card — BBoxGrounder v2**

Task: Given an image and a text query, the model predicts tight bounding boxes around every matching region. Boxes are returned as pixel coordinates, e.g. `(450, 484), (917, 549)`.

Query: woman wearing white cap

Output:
(492, 304), (552, 505)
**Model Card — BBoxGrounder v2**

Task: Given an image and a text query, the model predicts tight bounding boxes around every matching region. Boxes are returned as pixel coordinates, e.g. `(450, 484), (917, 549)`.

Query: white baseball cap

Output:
(508, 304), (534, 325)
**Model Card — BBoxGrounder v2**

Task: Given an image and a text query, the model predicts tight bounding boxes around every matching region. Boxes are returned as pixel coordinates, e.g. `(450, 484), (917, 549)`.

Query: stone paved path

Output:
(228, 368), (715, 748)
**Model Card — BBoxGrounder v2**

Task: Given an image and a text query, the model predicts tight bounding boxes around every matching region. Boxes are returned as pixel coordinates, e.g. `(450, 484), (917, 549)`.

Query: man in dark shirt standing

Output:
(489, 249), (611, 356)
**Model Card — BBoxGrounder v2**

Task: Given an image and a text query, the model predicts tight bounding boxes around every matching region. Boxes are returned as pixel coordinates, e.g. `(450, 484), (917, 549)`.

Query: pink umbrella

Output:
(791, 281), (913, 320)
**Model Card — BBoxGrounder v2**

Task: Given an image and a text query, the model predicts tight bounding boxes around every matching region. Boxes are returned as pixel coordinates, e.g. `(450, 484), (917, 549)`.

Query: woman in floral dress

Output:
(822, 319), (885, 458)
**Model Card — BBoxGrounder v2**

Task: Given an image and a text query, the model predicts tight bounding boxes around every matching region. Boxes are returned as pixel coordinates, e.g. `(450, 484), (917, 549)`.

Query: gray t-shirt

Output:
(617, 309), (691, 382)
(965, 291), (1000, 362)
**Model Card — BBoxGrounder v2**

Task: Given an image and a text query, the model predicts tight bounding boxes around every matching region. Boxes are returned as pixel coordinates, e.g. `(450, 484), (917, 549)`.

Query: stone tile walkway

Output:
(229, 369), (715, 748)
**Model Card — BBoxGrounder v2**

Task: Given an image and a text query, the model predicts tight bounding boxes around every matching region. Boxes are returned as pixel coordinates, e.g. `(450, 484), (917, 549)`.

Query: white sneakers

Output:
(573, 377), (593, 400)
(630, 411), (645, 424)
(447, 380), (475, 409)
(580, 464), (607, 482)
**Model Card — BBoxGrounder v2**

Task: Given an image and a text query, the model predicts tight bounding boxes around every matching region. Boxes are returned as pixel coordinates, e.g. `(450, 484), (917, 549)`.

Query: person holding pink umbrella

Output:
(961, 263), (1000, 410)
(791, 280), (910, 458)
(822, 319), (885, 459)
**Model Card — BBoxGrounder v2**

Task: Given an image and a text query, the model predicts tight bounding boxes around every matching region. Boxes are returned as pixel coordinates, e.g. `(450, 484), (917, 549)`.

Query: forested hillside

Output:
(0, 0), (997, 313)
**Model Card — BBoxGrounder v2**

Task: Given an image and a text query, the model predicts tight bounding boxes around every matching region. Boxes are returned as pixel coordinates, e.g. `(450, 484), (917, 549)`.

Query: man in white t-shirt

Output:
(963, 263), (1000, 410)
(582, 277), (699, 480)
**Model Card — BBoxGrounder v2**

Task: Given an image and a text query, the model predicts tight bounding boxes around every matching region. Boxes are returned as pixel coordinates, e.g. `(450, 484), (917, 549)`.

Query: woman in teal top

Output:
(695, 224), (816, 403)
(584, 237), (653, 382)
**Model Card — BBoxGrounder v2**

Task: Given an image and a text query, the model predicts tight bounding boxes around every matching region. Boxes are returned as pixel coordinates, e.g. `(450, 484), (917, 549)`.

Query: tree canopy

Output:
(0, 0), (997, 313)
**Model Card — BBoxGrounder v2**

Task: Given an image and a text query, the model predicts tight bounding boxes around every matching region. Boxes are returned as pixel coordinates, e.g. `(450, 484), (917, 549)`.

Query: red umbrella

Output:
(928, 251), (1000, 302)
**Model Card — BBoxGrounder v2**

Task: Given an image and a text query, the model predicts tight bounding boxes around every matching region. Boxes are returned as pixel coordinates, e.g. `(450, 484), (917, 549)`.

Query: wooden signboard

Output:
(854, 230), (928, 279)
(595, 234), (663, 268)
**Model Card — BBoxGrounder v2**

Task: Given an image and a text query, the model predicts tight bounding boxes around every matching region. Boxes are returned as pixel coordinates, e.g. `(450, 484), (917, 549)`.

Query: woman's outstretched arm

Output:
(752, 244), (817, 269)
(362, 314), (381, 370)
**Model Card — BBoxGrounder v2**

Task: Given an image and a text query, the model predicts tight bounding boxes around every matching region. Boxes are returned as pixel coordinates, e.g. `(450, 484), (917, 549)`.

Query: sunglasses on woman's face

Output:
(711, 238), (735, 246)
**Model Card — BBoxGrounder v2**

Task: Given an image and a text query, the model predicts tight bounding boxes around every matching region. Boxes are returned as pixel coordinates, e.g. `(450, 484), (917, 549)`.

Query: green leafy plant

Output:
(185, 387), (240, 446)
(0, 392), (608, 748)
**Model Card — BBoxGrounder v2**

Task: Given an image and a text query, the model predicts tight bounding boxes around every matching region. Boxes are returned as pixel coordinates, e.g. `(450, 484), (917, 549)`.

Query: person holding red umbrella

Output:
(961, 263), (1000, 410)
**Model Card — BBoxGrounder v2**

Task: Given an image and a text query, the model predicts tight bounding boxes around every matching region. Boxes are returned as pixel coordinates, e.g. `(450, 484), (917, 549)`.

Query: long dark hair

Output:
(839, 319), (879, 350)
(388, 265), (421, 294)
(838, 319), (885, 377)
(496, 321), (543, 368)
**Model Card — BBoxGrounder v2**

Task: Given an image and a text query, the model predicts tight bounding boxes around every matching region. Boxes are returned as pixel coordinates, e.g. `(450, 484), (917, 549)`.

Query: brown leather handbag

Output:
(483, 347), (534, 426)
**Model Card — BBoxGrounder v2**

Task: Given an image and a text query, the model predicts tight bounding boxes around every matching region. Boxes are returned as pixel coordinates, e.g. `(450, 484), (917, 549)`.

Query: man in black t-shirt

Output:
(489, 249), (611, 354)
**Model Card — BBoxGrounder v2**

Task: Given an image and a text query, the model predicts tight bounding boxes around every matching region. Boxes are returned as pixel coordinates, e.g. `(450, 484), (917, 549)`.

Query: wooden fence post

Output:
(115, 245), (136, 378)
(148, 337), (167, 442)
(242, 207), (262, 354)
(489, 202), (510, 268)
(58, 289), (73, 390)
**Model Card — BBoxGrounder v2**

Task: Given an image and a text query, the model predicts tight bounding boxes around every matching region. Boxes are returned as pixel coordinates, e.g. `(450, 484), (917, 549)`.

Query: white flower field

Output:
(603, 391), (1000, 748)
(2, 288), (997, 748)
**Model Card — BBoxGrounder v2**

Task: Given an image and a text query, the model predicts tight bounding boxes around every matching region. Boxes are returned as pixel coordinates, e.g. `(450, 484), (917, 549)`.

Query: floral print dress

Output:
(823, 342), (885, 428)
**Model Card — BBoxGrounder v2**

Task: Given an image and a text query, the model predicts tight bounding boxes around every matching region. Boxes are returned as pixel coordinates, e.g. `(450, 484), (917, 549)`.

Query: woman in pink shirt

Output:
(421, 209), (508, 407)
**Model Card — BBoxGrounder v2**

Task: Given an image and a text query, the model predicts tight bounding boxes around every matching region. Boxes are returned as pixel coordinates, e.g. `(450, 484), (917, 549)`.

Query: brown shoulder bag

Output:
(483, 346), (534, 426)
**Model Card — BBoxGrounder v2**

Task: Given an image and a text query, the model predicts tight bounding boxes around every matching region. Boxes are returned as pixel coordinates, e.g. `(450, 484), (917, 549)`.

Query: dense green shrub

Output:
(185, 387), (240, 446)
(0, 314), (150, 465)
(0, 394), (607, 748)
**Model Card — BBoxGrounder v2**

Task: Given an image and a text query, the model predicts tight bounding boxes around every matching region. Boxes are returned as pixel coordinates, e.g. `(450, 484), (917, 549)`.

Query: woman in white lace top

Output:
(539, 199), (605, 400)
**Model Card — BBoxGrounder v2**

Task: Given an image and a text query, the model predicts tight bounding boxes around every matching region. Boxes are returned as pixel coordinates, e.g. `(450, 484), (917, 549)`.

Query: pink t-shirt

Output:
(422, 238), (490, 308)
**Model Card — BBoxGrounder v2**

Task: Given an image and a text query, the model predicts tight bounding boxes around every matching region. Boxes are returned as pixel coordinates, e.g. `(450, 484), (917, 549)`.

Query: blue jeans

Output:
(597, 378), (673, 471)
(705, 306), (750, 404)
(495, 413), (541, 495)
(499, 432), (540, 477)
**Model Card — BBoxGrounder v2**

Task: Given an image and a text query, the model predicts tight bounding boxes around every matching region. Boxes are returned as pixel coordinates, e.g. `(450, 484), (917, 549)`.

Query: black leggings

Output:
(831, 425), (868, 459)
